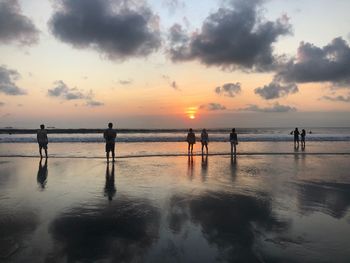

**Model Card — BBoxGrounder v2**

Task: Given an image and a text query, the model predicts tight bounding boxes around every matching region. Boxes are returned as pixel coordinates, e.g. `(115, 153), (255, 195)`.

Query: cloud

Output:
(48, 80), (104, 106)
(162, 75), (180, 90)
(0, 0), (39, 45)
(119, 79), (133, 85)
(170, 81), (179, 90)
(168, 0), (292, 71)
(322, 94), (350, 103)
(254, 81), (298, 100)
(49, 0), (161, 60)
(200, 103), (226, 111)
(48, 80), (85, 100)
(0, 66), (27, 95)
(215, 82), (241, 97)
(240, 102), (297, 113)
(277, 37), (350, 85)
(86, 100), (104, 107)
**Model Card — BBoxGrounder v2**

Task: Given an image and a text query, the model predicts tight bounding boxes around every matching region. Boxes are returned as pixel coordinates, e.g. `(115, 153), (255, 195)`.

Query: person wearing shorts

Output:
(104, 123), (117, 162)
(37, 124), (48, 158)
(230, 128), (238, 157)
(201, 129), (209, 155)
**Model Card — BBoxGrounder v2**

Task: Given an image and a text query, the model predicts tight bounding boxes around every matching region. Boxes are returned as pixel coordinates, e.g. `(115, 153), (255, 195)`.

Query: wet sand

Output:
(1, 154), (350, 262)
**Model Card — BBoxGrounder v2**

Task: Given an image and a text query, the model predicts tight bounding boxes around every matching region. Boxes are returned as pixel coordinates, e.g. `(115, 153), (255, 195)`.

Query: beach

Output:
(1, 141), (350, 262)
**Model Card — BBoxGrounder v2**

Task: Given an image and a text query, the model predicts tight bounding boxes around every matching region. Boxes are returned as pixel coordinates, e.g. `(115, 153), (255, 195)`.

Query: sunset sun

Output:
(186, 107), (197, 120)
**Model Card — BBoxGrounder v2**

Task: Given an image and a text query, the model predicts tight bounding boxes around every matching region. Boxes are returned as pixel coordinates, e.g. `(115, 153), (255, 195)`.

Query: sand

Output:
(1, 154), (350, 262)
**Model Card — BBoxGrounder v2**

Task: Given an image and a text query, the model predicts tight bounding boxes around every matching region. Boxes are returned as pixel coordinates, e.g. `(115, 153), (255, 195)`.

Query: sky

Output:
(1, 0), (350, 128)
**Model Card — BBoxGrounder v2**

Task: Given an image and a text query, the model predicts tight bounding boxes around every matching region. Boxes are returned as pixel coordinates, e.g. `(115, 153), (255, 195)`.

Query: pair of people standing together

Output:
(186, 128), (238, 156)
(291, 127), (306, 148)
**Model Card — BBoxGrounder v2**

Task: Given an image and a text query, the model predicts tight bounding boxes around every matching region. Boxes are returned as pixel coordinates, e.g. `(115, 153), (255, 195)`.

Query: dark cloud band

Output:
(0, 0), (39, 45)
(168, 0), (291, 71)
(49, 0), (161, 60)
(0, 66), (27, 95)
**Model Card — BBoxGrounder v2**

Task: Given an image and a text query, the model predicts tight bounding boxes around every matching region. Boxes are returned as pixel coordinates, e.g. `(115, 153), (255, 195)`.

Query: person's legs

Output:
(43, 144), (48, 158)
(231, 143), (233, 156)
(111, 143), (115, 162)
(201, 143), (204, 154)
(39, 145), (43, 158)
(234, 144), (237, 156)
(205, 143), (208, 154)
(190, 143), (193, 154)
(188, 143), (190, 154)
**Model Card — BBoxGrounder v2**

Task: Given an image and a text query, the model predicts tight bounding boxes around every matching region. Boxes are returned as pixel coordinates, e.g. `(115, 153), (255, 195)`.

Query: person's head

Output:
(295, 127), (298, 131)
(302, 129), (305, 132)
(40, 124), (45, 129)
(202, 129), (206, 132)
(189, 128), (193, 132)
(232, 128), (236, 133)
(108, 122), (113, 128)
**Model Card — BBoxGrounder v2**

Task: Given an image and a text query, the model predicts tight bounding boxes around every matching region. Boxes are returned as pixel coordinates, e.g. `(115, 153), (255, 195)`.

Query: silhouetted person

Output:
(104, 122), (117, 162)
(301, 129), (306, 148)
(37, 124), (48, 158)
(230, 128), (238, 157)
(37, 158), (48, 189)
(186, 128), (196, 155)
(201, 129), (209, 155)
(291, 127), (300, 148)
(104, 163), (116, 201)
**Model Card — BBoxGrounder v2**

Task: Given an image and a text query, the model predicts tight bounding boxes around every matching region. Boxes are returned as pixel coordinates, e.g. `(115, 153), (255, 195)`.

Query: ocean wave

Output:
(1, 134), (350, 143)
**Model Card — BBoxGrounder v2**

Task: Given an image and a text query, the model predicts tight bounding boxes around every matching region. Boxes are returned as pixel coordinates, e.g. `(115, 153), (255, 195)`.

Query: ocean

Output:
(1, 127), (350, 158)
(1, 127), (350, 143)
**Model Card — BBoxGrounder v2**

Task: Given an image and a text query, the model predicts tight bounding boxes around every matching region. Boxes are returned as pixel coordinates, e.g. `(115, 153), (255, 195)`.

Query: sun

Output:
(186, 107), (197, 120)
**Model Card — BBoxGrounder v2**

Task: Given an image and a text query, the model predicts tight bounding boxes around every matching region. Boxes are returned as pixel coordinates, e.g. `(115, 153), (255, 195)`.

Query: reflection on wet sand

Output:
(187, 155), (195, 180)
(37, 158), (48, 189)
(49, 198), (160, 262)
(1, 155), (350, 262)
(104, 163), (116, 201)
(168, 191), (289, 262)
(297, 182), (350, 218)
(201, 154), (208, 181)
(0, 210), (39, 259)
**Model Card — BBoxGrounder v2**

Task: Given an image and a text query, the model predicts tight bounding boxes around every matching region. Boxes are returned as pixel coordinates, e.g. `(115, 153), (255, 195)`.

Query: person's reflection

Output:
(104, 163), (116, 201)
(37, 158), (48, 189)
(187, 155), (195, 180)
(201, 154), (208, 182)
(294, 142), (300, 163)
(230, 155), (238, 181)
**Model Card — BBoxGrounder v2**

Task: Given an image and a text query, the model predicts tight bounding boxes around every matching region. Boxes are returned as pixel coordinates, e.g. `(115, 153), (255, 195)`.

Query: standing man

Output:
(186, 128), (196, 155)
(291, 128), (300, 148)
(230, 128), (238, 157)
(37, 124), (48, 158)
(104, 122), (117, 162)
